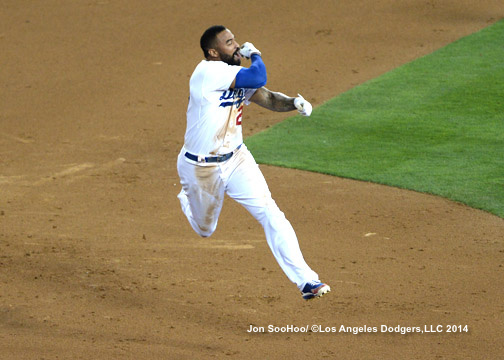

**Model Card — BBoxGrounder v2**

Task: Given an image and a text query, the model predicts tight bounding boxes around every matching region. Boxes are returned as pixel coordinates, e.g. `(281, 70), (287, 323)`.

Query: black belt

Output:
(185, 144), (242, 163)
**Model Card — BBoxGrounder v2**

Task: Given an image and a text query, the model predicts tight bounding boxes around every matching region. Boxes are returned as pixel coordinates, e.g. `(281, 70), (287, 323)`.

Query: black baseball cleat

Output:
(301, 281), (331, 300)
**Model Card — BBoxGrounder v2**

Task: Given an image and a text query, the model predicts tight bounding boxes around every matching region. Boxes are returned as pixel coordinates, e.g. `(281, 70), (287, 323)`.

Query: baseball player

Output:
(177, 25), (330, 300)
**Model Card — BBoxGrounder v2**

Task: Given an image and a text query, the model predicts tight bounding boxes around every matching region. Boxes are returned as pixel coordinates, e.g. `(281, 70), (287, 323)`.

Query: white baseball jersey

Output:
(177, 58), (321, 292)
(184, 60), (257, 156)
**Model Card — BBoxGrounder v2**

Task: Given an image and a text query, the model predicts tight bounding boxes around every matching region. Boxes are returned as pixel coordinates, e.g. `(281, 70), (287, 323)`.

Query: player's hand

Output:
(239, 42), (261, 59)
(294, 94), (313, 116)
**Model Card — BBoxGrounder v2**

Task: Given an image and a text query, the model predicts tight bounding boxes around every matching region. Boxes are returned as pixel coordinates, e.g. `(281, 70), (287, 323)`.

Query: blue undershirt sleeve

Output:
(234, 54), (267, 89)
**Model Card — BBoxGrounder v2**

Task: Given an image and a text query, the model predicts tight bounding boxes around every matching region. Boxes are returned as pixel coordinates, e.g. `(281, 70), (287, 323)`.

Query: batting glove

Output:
(294, 94), (313, 116)
(239, 42), (261, 59)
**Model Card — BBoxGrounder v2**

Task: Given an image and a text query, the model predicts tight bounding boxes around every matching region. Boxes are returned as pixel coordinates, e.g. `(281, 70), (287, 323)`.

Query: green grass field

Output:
(246, 20), (504, 218)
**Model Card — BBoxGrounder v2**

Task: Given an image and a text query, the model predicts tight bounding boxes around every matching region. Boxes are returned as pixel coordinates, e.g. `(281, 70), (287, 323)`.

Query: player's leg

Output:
(177, 151), (225, 238)
(223, 145), (319, 289)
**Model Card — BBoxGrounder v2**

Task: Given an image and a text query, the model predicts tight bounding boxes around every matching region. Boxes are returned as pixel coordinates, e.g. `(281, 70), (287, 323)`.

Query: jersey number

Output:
(236, 105), (243, 126)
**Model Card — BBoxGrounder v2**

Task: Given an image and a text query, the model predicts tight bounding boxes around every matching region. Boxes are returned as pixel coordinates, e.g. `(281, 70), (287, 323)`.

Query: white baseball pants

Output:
(176, 144), (319, 290)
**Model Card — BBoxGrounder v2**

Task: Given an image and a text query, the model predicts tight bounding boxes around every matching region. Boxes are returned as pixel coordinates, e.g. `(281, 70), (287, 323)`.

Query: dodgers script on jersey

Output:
(184, 60), (257, 157)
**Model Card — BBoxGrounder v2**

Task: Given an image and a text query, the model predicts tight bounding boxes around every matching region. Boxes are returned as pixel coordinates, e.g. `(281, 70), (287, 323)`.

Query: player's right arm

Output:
(250, 88), (313, 116)
(228, 41), (312, 116)
(249, 88), (296, 111)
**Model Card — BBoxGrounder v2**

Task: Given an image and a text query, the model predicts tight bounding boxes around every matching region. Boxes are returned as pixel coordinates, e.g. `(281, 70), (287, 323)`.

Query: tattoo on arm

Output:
(250, 87), (297, 112)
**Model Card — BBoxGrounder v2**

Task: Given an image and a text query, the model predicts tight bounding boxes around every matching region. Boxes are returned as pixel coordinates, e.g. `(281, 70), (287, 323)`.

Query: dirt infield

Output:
(1, 0), (503, 358)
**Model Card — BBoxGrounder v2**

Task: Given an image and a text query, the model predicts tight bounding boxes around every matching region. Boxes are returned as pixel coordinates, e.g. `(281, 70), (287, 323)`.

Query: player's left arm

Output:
(249, 87), (312, 116)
